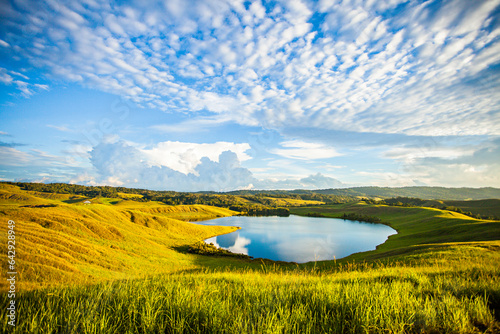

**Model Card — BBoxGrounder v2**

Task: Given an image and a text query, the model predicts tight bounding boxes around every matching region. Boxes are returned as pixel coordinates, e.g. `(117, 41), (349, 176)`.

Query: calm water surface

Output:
(195, 215), (396, 263)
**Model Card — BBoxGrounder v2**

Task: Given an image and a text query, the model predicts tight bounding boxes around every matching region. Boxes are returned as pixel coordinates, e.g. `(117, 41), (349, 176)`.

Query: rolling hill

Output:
(312, 186), (500, 200)
(1, 182), (500, 333)
(0, 183), (239, 291)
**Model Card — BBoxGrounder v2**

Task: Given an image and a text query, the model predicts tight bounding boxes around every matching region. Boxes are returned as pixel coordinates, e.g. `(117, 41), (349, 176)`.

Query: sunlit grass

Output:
(291, 203), (500, 264)
(1, 184), (500, 333)
(3, 249), (499, 333)
(261, 196), (325, 206)
(0, 184), (239, 291)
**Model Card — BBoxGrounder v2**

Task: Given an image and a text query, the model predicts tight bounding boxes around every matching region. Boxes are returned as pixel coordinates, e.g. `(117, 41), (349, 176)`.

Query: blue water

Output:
(194, 215), (397, 263)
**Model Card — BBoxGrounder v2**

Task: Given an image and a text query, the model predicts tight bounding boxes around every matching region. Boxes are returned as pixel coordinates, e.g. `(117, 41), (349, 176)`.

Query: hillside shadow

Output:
(172, 243), (300, 273)
(62, 198), (89, 204)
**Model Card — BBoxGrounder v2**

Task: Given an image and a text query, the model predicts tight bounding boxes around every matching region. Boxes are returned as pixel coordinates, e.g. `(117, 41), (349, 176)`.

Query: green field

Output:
(0, 183), (243, 291)
(291, 202), (500, 263)
(1, 183), (500, 333)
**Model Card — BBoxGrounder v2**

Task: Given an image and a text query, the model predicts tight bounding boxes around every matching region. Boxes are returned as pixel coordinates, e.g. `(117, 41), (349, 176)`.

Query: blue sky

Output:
(1, 0), (499, 191)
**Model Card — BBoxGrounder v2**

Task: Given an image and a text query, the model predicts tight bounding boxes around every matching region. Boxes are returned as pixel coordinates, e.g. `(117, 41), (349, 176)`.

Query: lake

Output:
(195, 215), (397, 263)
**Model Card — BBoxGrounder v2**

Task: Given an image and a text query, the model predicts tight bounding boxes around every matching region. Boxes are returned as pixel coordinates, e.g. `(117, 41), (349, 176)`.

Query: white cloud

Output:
(452, 0), (500, 36)
(0, 68), (13, 85)
(227, 236), (251, 255)
(69, 173), (97, 186)
(380, 138), (500, 187)
(0, 146), (76, 168)
(1, 0), (499, 138)
(88, 140), (256, 191)
(204, 234), (251, 255)
(34, 83), (49, 90)
(140, 141), (251, 175)
(0, 67), (50, 96)
(255, 172), (345, 190)
(384, 146), (476, 162)
(271, 140), (342, 160)
(47, 124), (72, 132)
(78, 138), (349, 191)
(150, 115), (233, 133)
(355, 170), (420, 187)
(188, 91), (242, 114)
(403, 163), (500, 188)
(0, 147), (32, 166)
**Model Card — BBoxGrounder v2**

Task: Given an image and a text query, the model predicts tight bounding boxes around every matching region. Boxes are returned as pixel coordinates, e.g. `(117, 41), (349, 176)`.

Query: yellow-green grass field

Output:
(290, 202), (500, 264)
(0, 183), (242, 291)
(260, 196), (325, 206)
(1, 183), (500, 333)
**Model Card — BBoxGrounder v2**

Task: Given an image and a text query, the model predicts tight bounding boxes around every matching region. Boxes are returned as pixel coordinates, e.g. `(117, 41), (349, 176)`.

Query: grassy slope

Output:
(0, 183), (241, 291)
(2, 184), (499, 289)
(262, 196), (325, 206)
(2, 185), (500, 332)
(291, 202), (500, 264)
(317, 186), (500, 200)
(5, 237), (500, 333)
(442, 199), (500, 217)
(9, 257), (500, 334)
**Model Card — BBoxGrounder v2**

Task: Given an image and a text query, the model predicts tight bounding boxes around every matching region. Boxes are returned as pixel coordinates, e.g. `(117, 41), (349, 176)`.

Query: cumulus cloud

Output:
(2, 0), (499, 189)
(140, 141), (251, 174)
(89, 140), (256, 191)
(77, 138), (348, 191)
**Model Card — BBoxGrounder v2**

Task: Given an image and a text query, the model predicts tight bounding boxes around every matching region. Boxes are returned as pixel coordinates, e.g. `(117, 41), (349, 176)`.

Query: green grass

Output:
(2, 184), (500, 333)
(260, 196), (325, 206)
(291, 202), (500, 263)
(3, 249), (499, 333)
(442, 199), (500, 218)
(0, 183), (241, 291)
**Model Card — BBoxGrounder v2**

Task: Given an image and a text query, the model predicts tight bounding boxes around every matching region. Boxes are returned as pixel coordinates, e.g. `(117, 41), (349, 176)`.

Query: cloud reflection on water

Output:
(206, 232), (251, 256)
(200, 216), (396, 263)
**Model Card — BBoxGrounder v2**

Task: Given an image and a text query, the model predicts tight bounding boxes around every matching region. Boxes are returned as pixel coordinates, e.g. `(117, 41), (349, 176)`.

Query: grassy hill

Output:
(227, 186), (500, 200)
(378, 197), (500, 220)
(290, 202), (500, 263)
(441, 199), (500, 218)
(1, 183), (500, 333)
(314, 186), (500, 200)
(0, 183), (241, 291)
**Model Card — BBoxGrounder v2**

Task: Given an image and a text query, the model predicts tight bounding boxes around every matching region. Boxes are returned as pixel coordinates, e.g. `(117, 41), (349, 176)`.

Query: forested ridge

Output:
(311, 186), (500, 200)
(4, 181), (500, 218)
(5, 181), (353, 204)
(8, 181), (500, 200)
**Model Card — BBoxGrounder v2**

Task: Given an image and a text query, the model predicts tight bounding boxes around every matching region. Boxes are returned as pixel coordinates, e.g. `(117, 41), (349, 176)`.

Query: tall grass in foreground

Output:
(3, 261), (499, 334)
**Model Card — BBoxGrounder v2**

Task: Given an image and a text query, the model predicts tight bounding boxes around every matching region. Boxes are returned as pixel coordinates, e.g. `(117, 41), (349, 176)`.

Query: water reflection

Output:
(196, 215), (396, 263)
(206, 232), (251, 255)
(214, 232), (239, 248)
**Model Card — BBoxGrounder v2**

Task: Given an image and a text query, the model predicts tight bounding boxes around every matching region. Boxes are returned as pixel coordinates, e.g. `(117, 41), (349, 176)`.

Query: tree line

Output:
(363, 197), (499, 221)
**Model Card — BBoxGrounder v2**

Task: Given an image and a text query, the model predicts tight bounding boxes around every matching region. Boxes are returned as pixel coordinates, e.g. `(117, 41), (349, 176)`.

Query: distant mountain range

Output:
(4, 181), (500, 201)
(227, 186), (500, 201)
